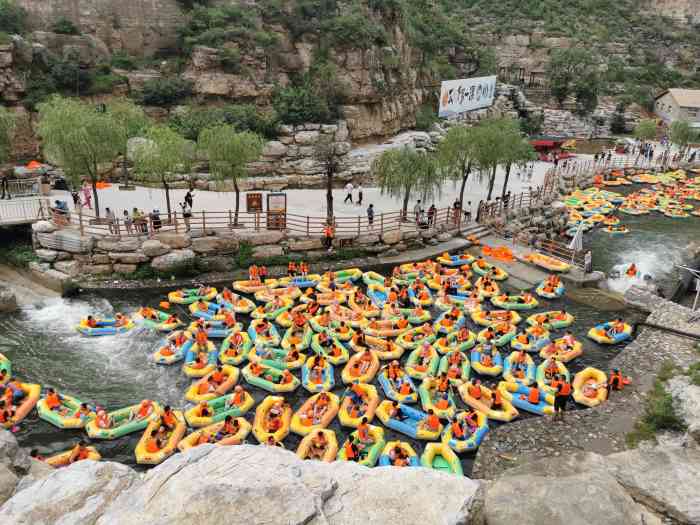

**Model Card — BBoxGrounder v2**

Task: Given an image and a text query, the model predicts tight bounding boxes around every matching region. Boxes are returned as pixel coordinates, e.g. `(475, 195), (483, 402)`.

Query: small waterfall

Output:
(605, 248), (682, 295)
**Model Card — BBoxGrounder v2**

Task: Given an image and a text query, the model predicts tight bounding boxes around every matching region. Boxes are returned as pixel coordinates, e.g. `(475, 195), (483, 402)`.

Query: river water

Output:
(0, 274), (639, 475)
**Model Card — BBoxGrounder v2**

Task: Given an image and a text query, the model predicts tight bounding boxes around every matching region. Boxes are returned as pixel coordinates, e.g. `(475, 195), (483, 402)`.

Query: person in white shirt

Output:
(343, 182), (354, 204)
(356, 184), (363, 206)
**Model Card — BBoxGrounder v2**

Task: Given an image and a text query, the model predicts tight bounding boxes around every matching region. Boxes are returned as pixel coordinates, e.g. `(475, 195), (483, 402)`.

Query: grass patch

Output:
(0, 227), (38, 268)
(687, 362), (700, 387)
(626, 360), (686, 447)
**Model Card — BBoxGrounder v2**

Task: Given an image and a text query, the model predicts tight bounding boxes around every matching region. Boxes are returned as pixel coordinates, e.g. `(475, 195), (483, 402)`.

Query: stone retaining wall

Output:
(28, 219), (463, 291)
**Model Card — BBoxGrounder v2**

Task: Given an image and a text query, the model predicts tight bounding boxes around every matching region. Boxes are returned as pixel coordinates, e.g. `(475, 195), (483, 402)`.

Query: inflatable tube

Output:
(377, 368), (418, 404)
(405, 345), (439, 380)
(216, 293), (255, 314)
(539, 338), (583, 363)
(510, 328), (550, 353)
(348, 292), (381, 318)
(290, 392), (339, 435)
(522, 253), (571, 273)
(435, 294), (482, 313)
(341, 350), (380, 384)
(476, 324), (517, 347)
(185, 365), (240, 403)
(45, 446), (101, 467)
(301, 356), (335, 393)
(337, 425), (385, 467)
(248, 345), (305, 371)
(572, 367), (608, 407)
(338, 383), (379, 427)
(491, 294), (539, 311)
(421, 442), (462, 475)
(605, 226), (629, 235)
(502, 351), (536, 385)
(472, 260), (508, 280)
(300, 290), (347, 306)
(184, 391), (255, 427)
(253, 395), (292, 444)
(437, 253), (475, 267)
(349, 334), (404, 361)
(362, 271), (385, 287)
(408, 286), (434, 307)
(365, 317), (410, 338)
(474, 277), (500, 298)
(152, 331), (192, 365)
(242, 362), (300, 393)
(277, 274), (322, 289)
(1, 382), (39, 428)
(393, 306), (432, 324)
(376, 400), (441, 440)
(418, 377), (457, 419)
(182, 340), (218, 378)
(136, 307), (183, 332)
(281, 325), (313, 351)
(396, 326), (436, 350)
(167, 287), (217, 305)
(232, 279), (277, 294)
(219, 332), (253, 366)
(437, 352), (470, 386)
(458, 382), (518, 422)
(85, 402), (161, 439)
(442, 411), (489, 453)
(76, 317), (134, 336)
(471, 309), (521, 327)
(254, 286), (302, 303)
(536, 359), (570, 395)
(435, 329), (477, 355)
(250, 297), (293, 321)
(247, 319), (281, 347)
(324, 268), (362, 284)
(587, 322), (632, 344)
(433, 310), (465, 335)
(296, 428), (338, 462)
(311, 334), (349, 365)
(178, 418), (251, 452)
(378, 441), (420, 467)
(497, 381), (554, 416)
(37, 393), (95, 429)
(469, 346), (503, 376)
(134, 410), (186, 465)
(0, 353), (10, 384)
(526, 311), (575, 330)
(535, 281), (565, 299)
(187, 320), (238, 340)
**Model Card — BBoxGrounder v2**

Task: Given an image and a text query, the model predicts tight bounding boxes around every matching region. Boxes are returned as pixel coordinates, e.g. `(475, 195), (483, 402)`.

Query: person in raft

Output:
(389, 445), (410, 467)
(129, 400), (155, 422)
(44, 388), (65, 414)
(626, 264), (637, 277)
(145, 429), (165, 454)
(421, 409), (441, 433)
(607, 368), (625, 395)
(308, 430), (329, 459)
(608, 318), (626, 335)
(68, 440), (92, 464)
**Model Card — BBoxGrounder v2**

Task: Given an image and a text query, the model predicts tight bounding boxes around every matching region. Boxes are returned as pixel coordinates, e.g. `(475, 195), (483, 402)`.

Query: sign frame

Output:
(438, 75), (497, 118)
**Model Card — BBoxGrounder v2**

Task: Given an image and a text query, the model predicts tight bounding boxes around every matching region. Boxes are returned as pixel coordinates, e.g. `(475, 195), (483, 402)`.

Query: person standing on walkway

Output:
(413, 200), (421, 223)
(357, 184), (363, 206)
(343, 182), (354, 204)
(323, 222), (335, 252)
(105, 207), (116, 234)
(367, 203), (374, 230)
(427, 204), (436, 227)
(552, 374), (572, 422)
(184, 189), (194, 209)
(1, 174), (10, 200)
(180, 201), (192, 232)
(81, 182), (92, 209)
(123, 210), (133, 235)
(584, 250), (592, 274)
(465, 201), (472, 223)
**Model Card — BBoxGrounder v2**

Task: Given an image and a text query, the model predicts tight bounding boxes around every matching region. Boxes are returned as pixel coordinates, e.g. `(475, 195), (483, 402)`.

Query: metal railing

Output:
(0, 197), (50, 226)
(49, 205), (479, 241)
(476, 177), (558, 224)
(6, 177), (42, 197)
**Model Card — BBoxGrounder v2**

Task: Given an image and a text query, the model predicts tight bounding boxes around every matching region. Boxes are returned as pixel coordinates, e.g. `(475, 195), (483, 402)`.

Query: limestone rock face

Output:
(235, 230), (285, 247)
(96, 445), (480, 525)
(0, 285), (18, 313)
(141, 239), (171, 257)
(155, 233), (192, 249)
(667, 375), (700, 443)
(32, 221), (56, 234)
(150, 249), (196, 273)
(1, 460), (139, 525)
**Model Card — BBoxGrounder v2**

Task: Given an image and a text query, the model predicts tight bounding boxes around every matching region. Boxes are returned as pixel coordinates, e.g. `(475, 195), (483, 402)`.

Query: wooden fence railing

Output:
(7, 177), (42, 197)
(50, 205), (478, 240)
(0, 197), (51, 226)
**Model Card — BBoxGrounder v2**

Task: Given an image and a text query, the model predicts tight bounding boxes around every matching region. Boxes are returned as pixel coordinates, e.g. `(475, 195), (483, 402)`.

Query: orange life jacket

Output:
(527, 388), (540, 404)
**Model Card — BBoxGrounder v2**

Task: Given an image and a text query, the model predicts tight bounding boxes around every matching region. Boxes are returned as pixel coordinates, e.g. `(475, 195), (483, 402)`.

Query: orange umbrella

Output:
(26, 160), (42, 170)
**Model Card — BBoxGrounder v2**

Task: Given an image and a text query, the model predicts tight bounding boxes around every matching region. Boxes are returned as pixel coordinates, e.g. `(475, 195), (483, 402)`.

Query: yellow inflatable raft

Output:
(177, 418), (252, 451)
(290, 392), (340, 436)
(253, 395), (292, 444)
(572, 367), (608, 407)
(45, 446), (101, 467)
(296, 428), (339, 462)
(134, 409), (186, 465)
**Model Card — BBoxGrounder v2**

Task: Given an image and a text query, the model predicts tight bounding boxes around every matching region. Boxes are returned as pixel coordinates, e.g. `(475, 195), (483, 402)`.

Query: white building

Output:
(654, 89), (700, 129)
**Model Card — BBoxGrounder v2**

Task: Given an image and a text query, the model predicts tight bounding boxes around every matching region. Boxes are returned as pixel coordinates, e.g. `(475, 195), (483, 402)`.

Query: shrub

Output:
(169, 104), (279, 140)
(272, 83), (333, 125)
(414, 103), (438, 131)
(609, 103), (627, 135)
(110, 52), (138, 70)
(89, 72), (127, 95)
(51, 17), (80, 35)
(137, 78), (193, 107)
(0, 0), (27, 35)
(321, 10), (388, 49)
(0, 31), (10, 45)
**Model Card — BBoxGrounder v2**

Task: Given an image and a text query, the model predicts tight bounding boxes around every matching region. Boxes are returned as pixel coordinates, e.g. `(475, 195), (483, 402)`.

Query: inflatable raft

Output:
(470, 346), (503, 376)
(85, 401), (161, 439)
(502, 351), (536, 385)
(476, 323), (517, 346)
(219, 332), (253, 366)
(405, 345), (440, 380)
(341, 350), (380, 384)
(338, 383), (380, 427)
(437, 352), (471, 386)
(296, 428), (338, 462)
(442, 410), (489, 453)
(1, 382), (39, 428)
(418, 377), (457, 419)
(377, 367), (418, 404)
(539, 337), (583, 363)
(523, 253), (571, 273)
(136, 307), (182, 332)
(311, 334), (350, 365)
(378, 441), (420, 467)
(152, 331), (192, 365)
(536, 359), (570, 395)
(75, 317), (134, 336)
(337, 425), (385, 467)
(178, 418), (252, 451)
(242, 362), (300, 393)
(301, 356), (335, 393)
(184, 391), (255, 427)
(458, 382), (519, 422)
(37, 392), (95, 429)
(45, 446), (101, 467)
(491, 294), (539, 311)
(182, 340), (218, 378)
(134, 409), (186, 465)
(421, 442), (462, 475)
(497, 381), (554, 416)
(184, 365), (239, 403)
(572, 367), (608, 407)
(290, 392), (339, 435)
(253, 395), (292, 444)
(376, 400), (441, 440)
(587, 322), (632, 344)
(526, 311), (575, 330)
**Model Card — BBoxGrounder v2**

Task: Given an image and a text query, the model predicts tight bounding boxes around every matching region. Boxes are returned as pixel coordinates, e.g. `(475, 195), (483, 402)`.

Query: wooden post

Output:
(116, 218), (122, 240)
(229, 210), (233, 229)
(202, 210), (206, 232)
(174, 212), (179, 233)
(78, 206), (84, 237)
(380, 213), (384, 235)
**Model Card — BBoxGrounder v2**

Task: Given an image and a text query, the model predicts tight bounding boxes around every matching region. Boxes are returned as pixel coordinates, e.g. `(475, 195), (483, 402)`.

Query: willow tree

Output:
(107, 98), (149, 186)
(670, 120), (696, 153)
(437, 125), (474, 208)
(373, 146), (442, 220)
(0, 107), (15, 168)
(132, 125), (191, 219)
(38, 96), (122, 217)
(198, 125), (264, 224)
(500, 125), (536, 198)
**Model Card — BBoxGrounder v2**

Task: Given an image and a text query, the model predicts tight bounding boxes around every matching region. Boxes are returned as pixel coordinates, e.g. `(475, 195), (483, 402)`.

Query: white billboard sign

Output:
(438, 75), (497, 118)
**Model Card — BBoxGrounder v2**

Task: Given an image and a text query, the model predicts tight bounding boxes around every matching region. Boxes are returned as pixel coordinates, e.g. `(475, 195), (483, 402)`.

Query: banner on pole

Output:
(438, 75), (497, 118)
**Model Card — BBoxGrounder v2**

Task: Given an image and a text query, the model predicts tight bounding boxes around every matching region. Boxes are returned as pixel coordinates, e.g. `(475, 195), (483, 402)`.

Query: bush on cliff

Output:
(50, 17), (80, 35)
(137, 78), (193, 107)
(0, 0), (27, 35)
(169, 104), (279, 140)
(272, 83), (334, 126)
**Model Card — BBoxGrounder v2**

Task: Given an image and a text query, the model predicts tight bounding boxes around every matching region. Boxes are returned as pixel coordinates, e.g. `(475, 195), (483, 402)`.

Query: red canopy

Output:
(530, 140), (556, 147)
(26, 160), (42, 170)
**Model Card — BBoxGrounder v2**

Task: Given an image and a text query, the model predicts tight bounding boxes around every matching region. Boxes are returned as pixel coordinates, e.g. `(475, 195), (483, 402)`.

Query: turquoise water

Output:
(0, 273), (638, 475)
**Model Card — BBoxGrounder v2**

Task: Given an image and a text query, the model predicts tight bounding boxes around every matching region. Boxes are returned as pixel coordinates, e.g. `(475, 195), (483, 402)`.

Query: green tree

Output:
(313, 137), (342, 221)
(107, 98), (149, 186)
(0, 0), (27, 35)
(547, 47), (599, 113)
(669, 120), (696, 152)
(37, 96), (123, 217)
(437, 125), (474, 208)
(198, 125), (264, 224)
(500, 125), (537, 198)
(469, 119), (508, 201)
(0, 107), (15, 167)
(373, 147), (442, 220)
(609, 103), (627, 135)
(132, 125), (192, 219)
(634, 118), (657, 141)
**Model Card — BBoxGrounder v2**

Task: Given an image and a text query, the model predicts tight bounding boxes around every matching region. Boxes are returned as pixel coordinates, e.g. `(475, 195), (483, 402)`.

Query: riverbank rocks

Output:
(667, 375), (700, 444)
(155, 233), (192, 249)
(253, 245), (284, 258)
(35, 249), (58, 262)
(191, 236), (239, 254)
(2, 460), (139, 525)
(31, 221), (55, 234)
(151, 249), (196, 273)
(0, 284), (17, 313)
(381, 230), (402, 245)
(141, 239), (171, 257)
(96, 238), (140, 253)
(235, 230), (285, 246)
